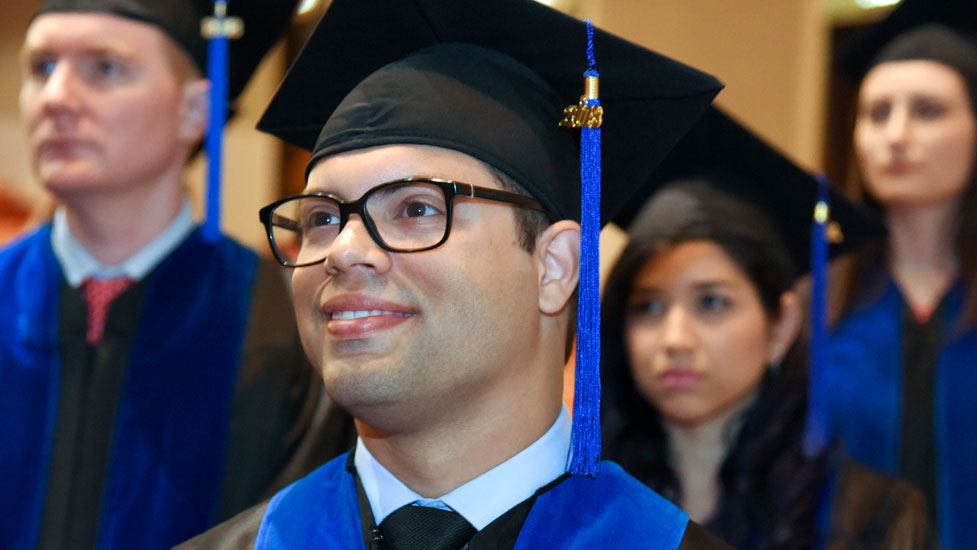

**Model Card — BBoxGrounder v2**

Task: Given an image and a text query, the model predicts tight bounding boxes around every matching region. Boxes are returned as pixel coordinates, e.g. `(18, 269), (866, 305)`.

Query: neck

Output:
(886, 201), (959, 312)
(358, 357), (564, 498)
(59, 170), (186, 266)
(664, 390), (756, 523)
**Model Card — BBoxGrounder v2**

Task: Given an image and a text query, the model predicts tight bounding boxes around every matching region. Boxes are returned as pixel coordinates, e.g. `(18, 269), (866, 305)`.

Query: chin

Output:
(38, 166), (106, 195)
(876, 191), (958, 209)
(661, 412), (707, 429)
(320, 357), (397, 400)
(657, 399), (709, 428)
(866, 178), (937, 205)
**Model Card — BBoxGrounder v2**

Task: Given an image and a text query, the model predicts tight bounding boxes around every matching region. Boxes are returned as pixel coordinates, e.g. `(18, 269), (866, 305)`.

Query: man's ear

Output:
(536, 220), (580, 315)
(768, 290), (802, 365)
(179, 79), (210, 143)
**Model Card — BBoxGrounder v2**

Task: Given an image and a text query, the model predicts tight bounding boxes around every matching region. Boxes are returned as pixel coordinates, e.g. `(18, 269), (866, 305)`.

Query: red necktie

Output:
(81, 277), (134, 345)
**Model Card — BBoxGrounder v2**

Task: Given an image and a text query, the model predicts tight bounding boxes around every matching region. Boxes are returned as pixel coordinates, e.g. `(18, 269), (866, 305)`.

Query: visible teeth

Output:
(330, 310), (408, 320)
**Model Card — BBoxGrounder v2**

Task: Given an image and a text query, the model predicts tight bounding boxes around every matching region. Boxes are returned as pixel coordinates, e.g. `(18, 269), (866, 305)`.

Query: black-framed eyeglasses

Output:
(259, 177), (547, 267)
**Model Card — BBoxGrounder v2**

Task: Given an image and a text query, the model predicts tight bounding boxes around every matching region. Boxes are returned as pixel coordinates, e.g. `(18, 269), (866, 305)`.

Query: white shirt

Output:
(51, 201), (196, 287)
(354, 406), (571, 531)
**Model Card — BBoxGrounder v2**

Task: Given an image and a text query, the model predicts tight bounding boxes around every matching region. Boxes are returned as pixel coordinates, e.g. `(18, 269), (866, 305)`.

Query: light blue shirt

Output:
(51, 201), (195, 287)
(354, 406), (571, 531)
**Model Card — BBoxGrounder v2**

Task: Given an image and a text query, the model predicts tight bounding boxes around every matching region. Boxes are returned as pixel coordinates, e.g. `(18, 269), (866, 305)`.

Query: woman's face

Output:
(624, 240), (797, 428)
(854, 60), (977, 208)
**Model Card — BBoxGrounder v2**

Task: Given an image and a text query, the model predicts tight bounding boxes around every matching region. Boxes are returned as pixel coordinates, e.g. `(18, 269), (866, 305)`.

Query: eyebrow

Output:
(630, 280), (735, 294)
(304, 174), (440, 196)
(21, 42), (139, 64)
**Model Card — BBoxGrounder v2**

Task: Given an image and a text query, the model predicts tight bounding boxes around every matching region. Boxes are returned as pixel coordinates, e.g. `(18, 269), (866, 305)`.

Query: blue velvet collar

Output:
(255, 453), (689, 549)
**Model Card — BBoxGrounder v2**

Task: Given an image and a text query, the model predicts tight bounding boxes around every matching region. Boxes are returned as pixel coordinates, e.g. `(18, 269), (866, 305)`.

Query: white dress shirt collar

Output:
(51, 200), (196, 287)
(354, 406), (571, 531)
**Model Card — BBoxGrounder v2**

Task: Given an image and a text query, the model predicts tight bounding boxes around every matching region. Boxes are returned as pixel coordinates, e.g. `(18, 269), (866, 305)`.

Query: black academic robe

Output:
(0, 225), (354, 550)
(175, 452), (730, 549)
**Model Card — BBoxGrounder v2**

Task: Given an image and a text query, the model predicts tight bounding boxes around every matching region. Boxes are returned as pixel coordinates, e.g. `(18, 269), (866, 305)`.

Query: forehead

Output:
(632, 240), (745, 288)
(24, 12), (169, 57)
(305, 143), (504, 196)
(860, 59), (969, 99)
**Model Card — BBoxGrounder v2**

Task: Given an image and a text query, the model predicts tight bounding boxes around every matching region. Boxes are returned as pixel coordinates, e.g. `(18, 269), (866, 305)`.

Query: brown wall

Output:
(0, 2), (41, 215)
(575, 0), (831, 276)
(580, 0), (828, 170)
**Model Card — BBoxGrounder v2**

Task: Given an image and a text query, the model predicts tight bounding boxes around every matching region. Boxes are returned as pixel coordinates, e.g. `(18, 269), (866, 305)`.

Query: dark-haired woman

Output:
(826, 21), (977, 549)
(602, 181), (931, 549)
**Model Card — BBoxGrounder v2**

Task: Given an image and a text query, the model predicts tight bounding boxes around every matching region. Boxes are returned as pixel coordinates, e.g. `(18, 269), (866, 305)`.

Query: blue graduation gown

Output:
(179, 452), (702, 549)
(0, 225), (334, 550)
(826, 280), (977, 550)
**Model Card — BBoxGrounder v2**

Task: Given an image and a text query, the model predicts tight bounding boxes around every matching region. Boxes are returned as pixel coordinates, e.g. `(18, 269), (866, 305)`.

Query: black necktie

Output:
(379, 504), (476, 550)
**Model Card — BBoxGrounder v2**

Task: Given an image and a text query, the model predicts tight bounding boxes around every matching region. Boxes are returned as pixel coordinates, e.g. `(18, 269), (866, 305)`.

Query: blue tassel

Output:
(569, 20), (602, 477)
(202, 1), (232, 243)
(803, 173), (830, 457)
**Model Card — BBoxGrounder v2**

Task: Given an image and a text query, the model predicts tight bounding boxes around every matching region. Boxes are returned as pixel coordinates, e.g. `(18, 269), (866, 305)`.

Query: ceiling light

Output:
(854, 0), (900, 8)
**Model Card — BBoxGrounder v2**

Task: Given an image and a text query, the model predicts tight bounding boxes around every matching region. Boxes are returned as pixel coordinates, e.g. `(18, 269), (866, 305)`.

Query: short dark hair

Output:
(486, 165), (577, 361)
(488, 167), (552, 253)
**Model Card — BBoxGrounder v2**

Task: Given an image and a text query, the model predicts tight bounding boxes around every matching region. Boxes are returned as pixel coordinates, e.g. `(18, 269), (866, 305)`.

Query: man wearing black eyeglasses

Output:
(179, 0), (733, 548)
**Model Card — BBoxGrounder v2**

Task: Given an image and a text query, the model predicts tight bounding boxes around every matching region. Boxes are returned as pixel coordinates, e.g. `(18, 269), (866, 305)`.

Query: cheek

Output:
(18, 87), (40, 129)
(853, 124), (876, 161)
(289, 269), (320, 318)
(624, 322), (662, 398)
(447, 225), (534, 309)
(18, 88), (52, 144)
(927, 123), (977, 188)
(105, 88), (182, 143)
(707, 313), (769, 372)
(853, 124), (886, 180)
(624, 322), (657, 371)
(704, 319), (769, 400)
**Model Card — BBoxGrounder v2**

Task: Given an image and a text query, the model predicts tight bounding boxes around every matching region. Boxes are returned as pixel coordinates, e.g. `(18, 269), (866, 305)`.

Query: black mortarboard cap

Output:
(838, 0), (977, 83)
(256, 0), (723, 224)
(35, 0), (299, 102)
(615, 107), (885, 277)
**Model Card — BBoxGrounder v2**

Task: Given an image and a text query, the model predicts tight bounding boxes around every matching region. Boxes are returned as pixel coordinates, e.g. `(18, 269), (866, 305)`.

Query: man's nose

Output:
(322, 214), (392, 276)
(37, 62), (84, 115)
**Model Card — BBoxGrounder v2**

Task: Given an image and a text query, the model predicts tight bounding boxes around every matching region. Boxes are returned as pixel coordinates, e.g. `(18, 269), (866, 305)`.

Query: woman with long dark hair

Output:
(826, 4), (977, 548)
(602, 110), (931, 549)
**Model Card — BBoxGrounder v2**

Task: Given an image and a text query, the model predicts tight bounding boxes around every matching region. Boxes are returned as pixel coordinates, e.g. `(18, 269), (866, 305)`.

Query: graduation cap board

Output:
(616, 106), (885, 457)
(35, 0), (299, 240)
(616, 107), (885, 275)
(257, 0), (724, 475)
(837, 0), (977, 101)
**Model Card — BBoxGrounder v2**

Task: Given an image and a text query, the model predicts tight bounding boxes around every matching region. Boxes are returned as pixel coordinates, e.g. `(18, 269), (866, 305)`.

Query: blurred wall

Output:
(0, 2), (41, 214)
(580, 0), (828, 170)
(577, 0), (831, 274)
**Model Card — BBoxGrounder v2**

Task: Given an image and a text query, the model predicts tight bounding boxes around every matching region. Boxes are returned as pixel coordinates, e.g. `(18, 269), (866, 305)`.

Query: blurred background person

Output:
(0, 1), (350, 549)
(602, 108), (931, 549)
(826, 2), (977, 548)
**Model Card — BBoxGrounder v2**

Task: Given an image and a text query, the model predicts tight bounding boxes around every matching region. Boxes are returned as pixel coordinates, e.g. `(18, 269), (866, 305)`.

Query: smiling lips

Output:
(329, 309), (410, 320)
(321, 295), (415, 338)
